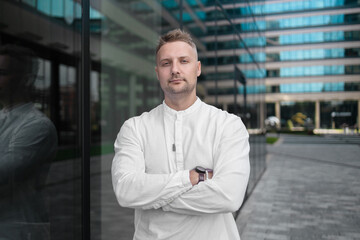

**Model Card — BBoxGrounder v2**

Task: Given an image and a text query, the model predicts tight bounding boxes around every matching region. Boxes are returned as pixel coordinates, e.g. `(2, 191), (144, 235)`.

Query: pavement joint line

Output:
(267, 150), (360, 169)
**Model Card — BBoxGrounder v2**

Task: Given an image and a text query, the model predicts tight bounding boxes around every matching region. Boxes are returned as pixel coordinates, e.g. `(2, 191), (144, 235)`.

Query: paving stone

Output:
(236, 134), (360, 240)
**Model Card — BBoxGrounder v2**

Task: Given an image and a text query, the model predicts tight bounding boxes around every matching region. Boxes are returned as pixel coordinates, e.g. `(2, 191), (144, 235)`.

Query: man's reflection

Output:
(0, 45), (57, 239)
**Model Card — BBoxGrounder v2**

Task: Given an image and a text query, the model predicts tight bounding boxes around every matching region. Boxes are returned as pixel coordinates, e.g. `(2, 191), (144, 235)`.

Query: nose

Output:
(171, 61), (180, 75)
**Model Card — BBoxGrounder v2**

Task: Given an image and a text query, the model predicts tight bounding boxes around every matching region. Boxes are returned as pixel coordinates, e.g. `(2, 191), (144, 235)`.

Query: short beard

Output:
(166, 80), (196, 97)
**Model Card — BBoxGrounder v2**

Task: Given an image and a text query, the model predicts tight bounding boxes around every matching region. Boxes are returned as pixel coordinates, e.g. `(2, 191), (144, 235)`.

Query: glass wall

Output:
(280, 102), (315, 128)
(206, 0), (352, 16)
(89, 1), (162, 239)
(320, 101), (358, 129)
(0, 0), (82, 239)
(0, 0), (267, 239)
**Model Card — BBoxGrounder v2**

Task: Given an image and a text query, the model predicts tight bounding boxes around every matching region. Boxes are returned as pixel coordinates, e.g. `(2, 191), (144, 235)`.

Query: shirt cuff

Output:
(181, 170), (192, 188)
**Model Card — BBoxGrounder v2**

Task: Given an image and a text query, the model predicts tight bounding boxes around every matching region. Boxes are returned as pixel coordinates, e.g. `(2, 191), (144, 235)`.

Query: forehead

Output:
(157, 41), (197, 60)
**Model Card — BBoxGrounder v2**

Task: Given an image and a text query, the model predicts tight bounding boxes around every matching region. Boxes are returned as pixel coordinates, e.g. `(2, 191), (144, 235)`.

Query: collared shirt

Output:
(112, 98), (250, 240)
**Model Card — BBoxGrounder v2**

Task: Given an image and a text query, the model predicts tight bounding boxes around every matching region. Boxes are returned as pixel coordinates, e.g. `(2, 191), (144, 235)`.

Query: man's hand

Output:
(189, 169), (199, 186)
(189, 169), (213, 186)
(207, 170), (213, 180)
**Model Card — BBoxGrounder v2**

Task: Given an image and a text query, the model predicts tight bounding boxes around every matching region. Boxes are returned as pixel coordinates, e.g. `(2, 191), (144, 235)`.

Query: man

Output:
(112, 29), (250, 240)
(0, 44), (58, 239)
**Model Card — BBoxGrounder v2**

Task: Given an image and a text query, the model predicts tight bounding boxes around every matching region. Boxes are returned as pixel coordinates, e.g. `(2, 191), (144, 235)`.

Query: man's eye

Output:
(181, 60), (188, 63)
(162, 62), (169, 66)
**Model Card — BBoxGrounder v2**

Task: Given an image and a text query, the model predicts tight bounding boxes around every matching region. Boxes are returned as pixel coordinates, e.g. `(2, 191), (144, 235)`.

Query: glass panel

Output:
(89, 1), (162, 239)
(280, 102), (315, 128)
(320, 101), (358, 128)
(206, 0), (348, 17)
(0, 0), (82, 239)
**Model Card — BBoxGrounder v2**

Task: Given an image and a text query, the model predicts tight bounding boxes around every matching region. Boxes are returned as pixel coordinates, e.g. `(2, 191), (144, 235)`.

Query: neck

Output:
(164, 94), (197, 111)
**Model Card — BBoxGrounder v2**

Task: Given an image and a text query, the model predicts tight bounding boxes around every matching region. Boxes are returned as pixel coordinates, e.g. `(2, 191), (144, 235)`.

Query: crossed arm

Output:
(111, 118), (250, 214)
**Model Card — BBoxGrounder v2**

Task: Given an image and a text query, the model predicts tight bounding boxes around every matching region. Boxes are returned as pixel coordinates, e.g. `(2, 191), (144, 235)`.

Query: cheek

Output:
(158, 68), (169, 77)
(192, 66), (200, 77)
(157, 71), (169, 86)
(157, 72), (168, 82)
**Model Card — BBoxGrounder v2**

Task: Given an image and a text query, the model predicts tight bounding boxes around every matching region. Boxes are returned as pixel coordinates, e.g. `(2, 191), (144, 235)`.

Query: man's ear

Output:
(197, 61), (201, 77)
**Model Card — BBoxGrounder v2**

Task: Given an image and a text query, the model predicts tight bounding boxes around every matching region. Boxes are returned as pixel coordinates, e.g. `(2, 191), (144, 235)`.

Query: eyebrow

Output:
(159, 56), (191, 61)
(159, 58), (171, 62)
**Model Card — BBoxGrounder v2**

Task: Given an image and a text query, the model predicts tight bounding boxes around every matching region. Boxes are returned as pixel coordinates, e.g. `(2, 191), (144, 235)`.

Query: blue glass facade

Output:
(206, 48), (359, 64)
(207, 12), (359, 34)
(208, 82), (360, 95)
(206, 0), (350, 17)
(202, 0), (360, 130)
(206, 30), (360, 50)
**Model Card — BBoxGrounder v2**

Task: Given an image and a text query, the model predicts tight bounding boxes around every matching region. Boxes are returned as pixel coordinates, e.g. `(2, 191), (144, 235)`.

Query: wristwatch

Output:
(195, 166), (214, 183)
(195, 166), (206, 183)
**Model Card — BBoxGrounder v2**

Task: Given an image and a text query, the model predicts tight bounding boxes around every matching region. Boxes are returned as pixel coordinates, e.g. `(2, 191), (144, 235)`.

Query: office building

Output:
(200, 0), (360, 132)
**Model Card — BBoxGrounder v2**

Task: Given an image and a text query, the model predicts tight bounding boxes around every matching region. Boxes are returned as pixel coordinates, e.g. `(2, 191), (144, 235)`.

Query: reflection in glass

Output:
(0, 45), (58, 239)
(320, 101), (358, 128)
(0, 0), (84, 239)
(89, 1), (162, 239)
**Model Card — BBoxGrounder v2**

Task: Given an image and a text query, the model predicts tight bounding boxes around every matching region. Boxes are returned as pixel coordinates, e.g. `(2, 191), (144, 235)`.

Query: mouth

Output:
(169, 78), (185, 83)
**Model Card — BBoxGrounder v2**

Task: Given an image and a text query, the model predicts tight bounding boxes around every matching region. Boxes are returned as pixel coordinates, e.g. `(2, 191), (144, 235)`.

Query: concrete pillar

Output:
(315, 100), (320, 129)
(259, 101), (265, 129)
(275, 101), (281, 121)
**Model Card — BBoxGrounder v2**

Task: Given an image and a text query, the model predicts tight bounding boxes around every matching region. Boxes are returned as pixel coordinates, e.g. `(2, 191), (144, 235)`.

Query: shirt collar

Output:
(163, 97), (202, 116)
(1, 102), (34, 115)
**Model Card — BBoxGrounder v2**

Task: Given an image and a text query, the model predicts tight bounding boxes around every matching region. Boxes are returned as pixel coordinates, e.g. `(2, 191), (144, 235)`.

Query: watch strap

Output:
(198, 172), (205, 183)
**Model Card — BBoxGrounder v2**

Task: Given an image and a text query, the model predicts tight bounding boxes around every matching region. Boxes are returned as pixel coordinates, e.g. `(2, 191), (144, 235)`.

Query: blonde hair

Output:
(156, 29), (197, 57)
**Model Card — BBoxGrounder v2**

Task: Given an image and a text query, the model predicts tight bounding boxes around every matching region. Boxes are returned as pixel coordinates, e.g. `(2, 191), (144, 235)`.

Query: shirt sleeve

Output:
(162, 116), (250, 215)
(111, 119), (193, 210)
(0, 117), (57, 184)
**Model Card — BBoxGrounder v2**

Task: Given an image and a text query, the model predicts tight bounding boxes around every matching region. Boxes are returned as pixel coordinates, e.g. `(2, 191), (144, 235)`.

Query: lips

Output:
(169, 78), (185, 83)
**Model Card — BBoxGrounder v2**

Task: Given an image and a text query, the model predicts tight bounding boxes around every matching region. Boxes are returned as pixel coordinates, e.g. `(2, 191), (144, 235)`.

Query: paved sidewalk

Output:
(236, 134), (360, 240)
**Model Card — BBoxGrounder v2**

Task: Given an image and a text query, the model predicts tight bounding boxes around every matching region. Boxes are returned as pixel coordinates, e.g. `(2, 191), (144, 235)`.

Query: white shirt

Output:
(112, 98), (250, 240)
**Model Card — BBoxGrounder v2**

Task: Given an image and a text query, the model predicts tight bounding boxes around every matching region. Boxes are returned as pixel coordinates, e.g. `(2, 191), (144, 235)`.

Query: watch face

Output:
(195, 166), (206, 173)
